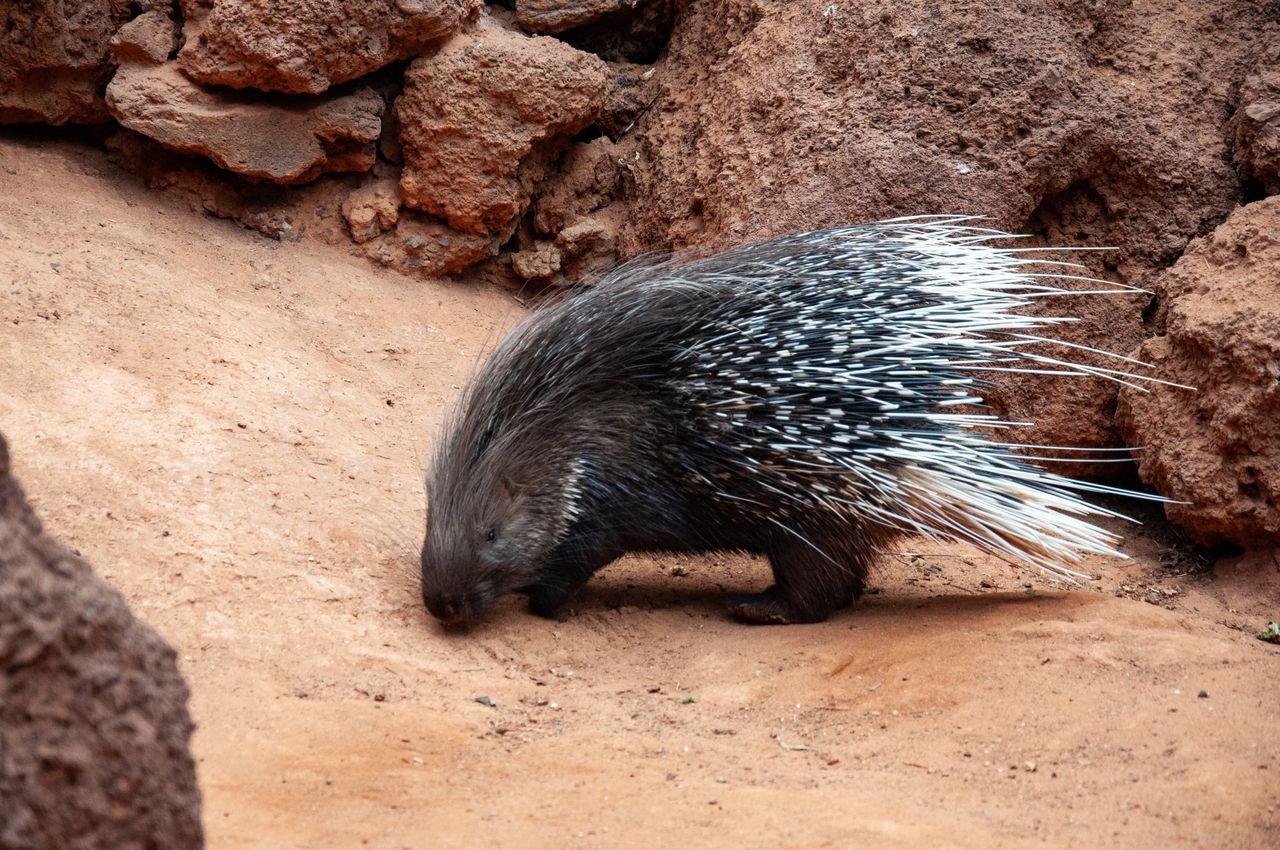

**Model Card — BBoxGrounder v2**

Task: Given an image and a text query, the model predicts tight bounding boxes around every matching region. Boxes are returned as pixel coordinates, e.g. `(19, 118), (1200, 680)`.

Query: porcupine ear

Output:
(495, 477), (528, 514)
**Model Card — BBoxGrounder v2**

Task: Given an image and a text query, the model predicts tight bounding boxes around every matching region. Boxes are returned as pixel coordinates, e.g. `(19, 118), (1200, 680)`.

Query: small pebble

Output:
(475, 695), (495, 707)
(1197, 690), (1209, 699)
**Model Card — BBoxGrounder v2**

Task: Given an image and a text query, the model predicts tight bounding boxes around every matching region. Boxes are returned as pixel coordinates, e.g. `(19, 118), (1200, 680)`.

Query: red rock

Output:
(110, 10), (179, 65)
(359, 211), (501, 276)
(396, 14), (607, 237)
(1117, 198), (1280, 547)
(532, 137), (623, 236)
(0, 0), (152, 124)
(511, 241), (563, 279)
(106, 57), (383, 184)
(342, 178), (401, 243)
(176, 0), (481, 94)
(0, 433), (202, 848)
(1231, 61), (1280, 194)
(515, 0), (632, 34)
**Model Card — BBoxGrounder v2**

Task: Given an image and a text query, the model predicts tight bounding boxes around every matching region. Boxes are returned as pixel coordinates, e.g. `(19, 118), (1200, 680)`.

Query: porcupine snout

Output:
(422, 592), (470, 626)
(419, 544), (482, 626)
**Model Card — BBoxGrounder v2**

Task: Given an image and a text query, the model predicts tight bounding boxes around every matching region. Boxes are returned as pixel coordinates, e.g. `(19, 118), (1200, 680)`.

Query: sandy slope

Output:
(1, 136), (1277, 849)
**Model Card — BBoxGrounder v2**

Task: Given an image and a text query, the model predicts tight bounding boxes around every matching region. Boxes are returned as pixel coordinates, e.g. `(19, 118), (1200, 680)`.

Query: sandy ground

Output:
(2, 136), (1278, 849)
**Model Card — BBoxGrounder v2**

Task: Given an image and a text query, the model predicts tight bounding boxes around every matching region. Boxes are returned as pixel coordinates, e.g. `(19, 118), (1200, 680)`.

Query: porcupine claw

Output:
(726, 589), (811, 624)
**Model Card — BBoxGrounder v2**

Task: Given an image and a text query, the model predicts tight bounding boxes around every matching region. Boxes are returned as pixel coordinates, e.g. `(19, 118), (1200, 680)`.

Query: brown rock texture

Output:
(396, 14), (608, 237)
(614, 0), (1275, 460)
(532, 137), (623, 235)
(1116, 198), (1280, 548)
(176, 0), (481, 94)
(109, 9), (179, 64)
(343, 177), (401, 243)
(515, 0), (633, 34)
(0, 0), (154, 124)
(1231, 60), (1280, 194)
(359, 210), (501, 276)
(106, 56), (384, 184)
(0, 432), (202, 848)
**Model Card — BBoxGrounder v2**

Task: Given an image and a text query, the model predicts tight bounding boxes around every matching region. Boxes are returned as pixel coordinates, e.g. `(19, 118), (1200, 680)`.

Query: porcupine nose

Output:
(424, 593), (470, 626)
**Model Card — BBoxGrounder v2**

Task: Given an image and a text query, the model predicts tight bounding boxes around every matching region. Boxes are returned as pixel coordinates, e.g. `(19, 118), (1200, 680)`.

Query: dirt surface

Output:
(3, 138), (1278, 849)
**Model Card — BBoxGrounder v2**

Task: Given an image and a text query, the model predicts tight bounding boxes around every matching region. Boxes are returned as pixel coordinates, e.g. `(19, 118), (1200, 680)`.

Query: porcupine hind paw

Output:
(726, 588), (817, 624)
(726, 585), (856, 624)
(728, 537), (867, 624)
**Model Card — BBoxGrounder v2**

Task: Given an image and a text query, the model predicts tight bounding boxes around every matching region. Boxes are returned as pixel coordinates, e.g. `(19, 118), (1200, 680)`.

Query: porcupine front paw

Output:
(523, 577), (587, 619)
(726, 587), (833, 625)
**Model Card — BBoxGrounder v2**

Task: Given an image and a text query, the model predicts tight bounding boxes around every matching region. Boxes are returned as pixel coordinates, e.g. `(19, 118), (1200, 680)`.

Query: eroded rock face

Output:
(1116, 198), (1280, 547)
(396, 15), (608, 237)
(0, 433), (203, 848)
(176, 0), (481, 94)
(106, 38), (384, 185)
(1231, 61), (1280, 194)
(0, 0), (154, 124)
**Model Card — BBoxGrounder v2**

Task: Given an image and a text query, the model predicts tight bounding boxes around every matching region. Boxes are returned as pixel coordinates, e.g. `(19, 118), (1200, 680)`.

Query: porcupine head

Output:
(421, 428), (563, 625)
(419, 348), (625, 628)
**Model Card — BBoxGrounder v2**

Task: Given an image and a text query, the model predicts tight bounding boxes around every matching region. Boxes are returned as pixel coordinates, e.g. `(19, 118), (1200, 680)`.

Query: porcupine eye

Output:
(485, 529), (497, 542)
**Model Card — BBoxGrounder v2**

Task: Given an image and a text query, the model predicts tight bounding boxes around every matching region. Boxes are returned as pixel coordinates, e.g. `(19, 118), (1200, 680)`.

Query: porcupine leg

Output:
(523, 543), (624, 618)
(727, 535), (868, 625)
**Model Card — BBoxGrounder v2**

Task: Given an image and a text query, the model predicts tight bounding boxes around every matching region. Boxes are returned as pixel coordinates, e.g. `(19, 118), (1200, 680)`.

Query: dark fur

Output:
(421, 252), (892, 626)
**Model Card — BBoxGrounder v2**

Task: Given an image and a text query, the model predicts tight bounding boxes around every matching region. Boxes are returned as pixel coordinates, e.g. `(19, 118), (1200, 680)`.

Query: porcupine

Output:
(420, 216), (1160, 626)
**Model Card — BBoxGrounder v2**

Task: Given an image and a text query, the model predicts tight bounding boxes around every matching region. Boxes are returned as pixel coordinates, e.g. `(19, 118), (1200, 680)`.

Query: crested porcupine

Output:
(420, 216), (1163, 626)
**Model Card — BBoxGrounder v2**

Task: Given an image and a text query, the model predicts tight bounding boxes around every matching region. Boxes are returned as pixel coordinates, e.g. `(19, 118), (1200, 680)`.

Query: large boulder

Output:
(1116, 198), (1280, 547)
(0, 0), (158, 124)
(0, 433), (203, 848)
(176, 0), (481, 94)
(106, 16), (383, 185)
(396, 14), (608, 237)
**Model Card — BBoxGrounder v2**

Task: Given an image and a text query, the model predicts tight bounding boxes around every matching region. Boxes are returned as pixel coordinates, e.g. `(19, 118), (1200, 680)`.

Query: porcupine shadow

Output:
(561, 550), (1073, 622)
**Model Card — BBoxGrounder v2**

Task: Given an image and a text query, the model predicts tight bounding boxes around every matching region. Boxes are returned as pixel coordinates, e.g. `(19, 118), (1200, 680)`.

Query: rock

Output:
(360, 211), (501, 276)
(342, 178), (401, 243)
(533, 137), (623, 236)
(176, 0), (481, 94)
(554, 216), (617, 281)
(1116, 198), (1280, 547)
(0, 432), (203, 848)
(612, 0), (1277, 460)
(597, 61), (653, 138)
(106, 58), (383, 184)
(0, 0), (153, 124)
(512, 241), (562, 278)
(515, 0), (634, 34)
(397, 14), (608, 238)
(1231, 61), (1280, 194)
(540, 0), (674, 64)
(110, 9), (180, 64)
(511, 216), (617, 284)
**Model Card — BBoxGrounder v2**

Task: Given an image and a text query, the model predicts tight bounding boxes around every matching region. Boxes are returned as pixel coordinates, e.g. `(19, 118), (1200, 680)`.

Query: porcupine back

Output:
(421, 215), (1163, 625)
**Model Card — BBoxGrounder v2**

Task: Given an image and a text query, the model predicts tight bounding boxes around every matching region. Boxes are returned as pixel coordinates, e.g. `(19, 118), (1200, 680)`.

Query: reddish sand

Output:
(1, 137), (1277, 849)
